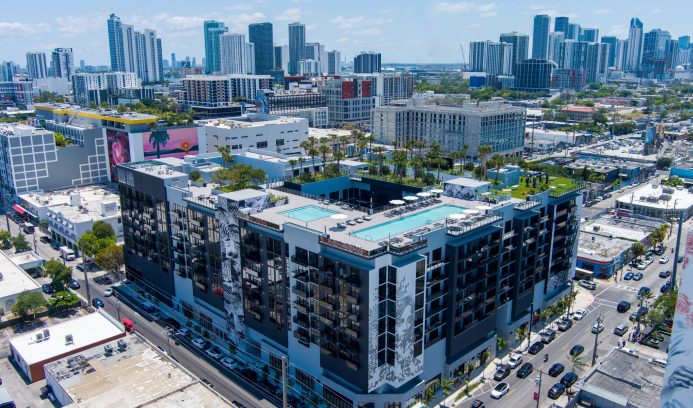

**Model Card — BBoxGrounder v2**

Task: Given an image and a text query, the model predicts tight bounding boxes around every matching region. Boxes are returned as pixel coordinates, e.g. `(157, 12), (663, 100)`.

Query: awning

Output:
(12, 204), (26, 215)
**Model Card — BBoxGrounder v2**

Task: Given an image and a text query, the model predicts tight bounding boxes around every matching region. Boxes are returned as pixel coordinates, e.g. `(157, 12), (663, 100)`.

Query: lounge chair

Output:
(337, 223), (347, 229)
(363, 215), (372, 221)
(347, 220), (357, 226)
(355, 217), (364, 223)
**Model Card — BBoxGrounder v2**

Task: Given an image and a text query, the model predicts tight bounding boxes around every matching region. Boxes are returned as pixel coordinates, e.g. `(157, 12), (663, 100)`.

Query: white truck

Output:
(59, 246), (75, 261)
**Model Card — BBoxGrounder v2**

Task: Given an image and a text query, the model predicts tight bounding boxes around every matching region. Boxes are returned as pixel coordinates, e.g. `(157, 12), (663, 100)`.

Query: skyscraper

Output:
(514, 59), (553, 91)
(220, 33), (252, 75)
(581, 28), (599, 43)
(600, 36), (618, 67)
(274, 45), (288, 73)
(554, 17), (569, 34)
(679, 36), (690, 50)
(566, 24), (581, 41)
(642, 29), (673, 79)
(51, 48), (74, 79)
(288, 23), (306, 75)
(487, 42), (514, 75)
(305, 42), (326, 74)
(625, 17), (644, 72)
(107, 14), (125, 71)
(0, 61), (15, 82)
(532, 14), (551, 60)
(469, 41), (490, 72)
(327, 50), (341, 75)
(353, 51), (381, 73)
(204, 20), (228, 74)
(25, 52), (48, 79)
(107, 14), (164, 83)
(548, 32), (565, 66)
(171, 53), (176, 69)
(249, 23), (274, 75)
(500, 32), (529, 73)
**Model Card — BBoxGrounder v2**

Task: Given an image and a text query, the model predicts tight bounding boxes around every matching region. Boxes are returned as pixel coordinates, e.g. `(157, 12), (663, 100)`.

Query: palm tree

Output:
(569, 353), (587, 374)
(356, 134), (368, 161)
(307, 147), (319, 174)
(288, 159), (297, 179)
(319, 144), (331, 165)
(491, 154), (504, 186)
(297, 157), (306, 179)
(339, 135), (351, 156)
(478, 145), (493, 180)
(218, 145), (233, 167)
(515, 324), (528, 348)
(149, 128), (170, 159)
(441, 377), (454, 403)
(462, 144), (469, 166)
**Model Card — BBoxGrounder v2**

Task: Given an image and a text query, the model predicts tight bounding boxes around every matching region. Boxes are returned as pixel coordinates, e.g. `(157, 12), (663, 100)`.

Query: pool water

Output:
(280, 205), (339, 222)
(351, 204), (464, 241)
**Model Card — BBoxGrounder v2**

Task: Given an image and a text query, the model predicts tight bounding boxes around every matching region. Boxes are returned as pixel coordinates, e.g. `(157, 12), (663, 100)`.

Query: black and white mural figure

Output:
(217, 193), (269, 335)
(445, 184), (477, 200)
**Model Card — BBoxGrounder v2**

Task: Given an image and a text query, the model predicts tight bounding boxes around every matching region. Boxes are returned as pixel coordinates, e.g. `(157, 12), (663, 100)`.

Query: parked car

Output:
(68, 279), (80, 289)
(630, 306), (649, 321)
(614, 324), (629, 336)
(493, 365), (511, 381)
(572, 309), (587, 320)
(569, 344), (585, 356)
(507, 354), (523, 369)
(660, 256), (670, 264)
(239, 368), (257, 381)
(528, 341), (545, 355)
(678, 255), (684, 263)
(39, 236), (51, 244)
(192, 337), (210, 350)
(548, 363), (565, 377)
(205, 346), (223, 359)
(617, 300), (631, 313)
(659, 270), (672, 278)
(633, 272), (644, 281)
(624, 272), (635, 280)
(561, 372), (579, 388)
(91, 298), (104, 308)
(638, 287), (651, 297)
(164, 317), (181, 330)
(579, 279), (596, 290)
(548, 383), (566, 399)
(591, 323), (604, 334)
(470, 400), (485, 408)
(42, 284), (54, 294)
(490, 382), (510, 399)
(201, 379), (214, 389)
(175, 327), (191, 337)
(661, 281), (672, 293)
(220, 357), (240, 370)
(557, 318), (573, 331)
(517, 362), (534, 378)
(636, 263), (647, 270)
(540, 329), (557, 344)
(654, 246), (666, 256)
(103, 288), (113, 297)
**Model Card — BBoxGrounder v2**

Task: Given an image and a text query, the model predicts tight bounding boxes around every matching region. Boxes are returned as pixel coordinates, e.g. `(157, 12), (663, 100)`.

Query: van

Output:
(614, 324), (628, 336)
(140, 301), (156, 313)
(22, 222), (34, 234)
(579, 279), (596, 290)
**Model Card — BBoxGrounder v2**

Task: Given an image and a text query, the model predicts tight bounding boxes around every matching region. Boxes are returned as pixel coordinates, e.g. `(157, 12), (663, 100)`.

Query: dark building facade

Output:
(353, 52), (381, 74)
(514, 59), (554, 92)
(249, 23), (274, 75)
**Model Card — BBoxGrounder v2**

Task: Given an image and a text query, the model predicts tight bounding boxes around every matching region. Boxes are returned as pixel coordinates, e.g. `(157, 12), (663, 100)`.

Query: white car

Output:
(636, 262), (647, 270)
(572, 309), (587, 320)
(591, 323), (605, 334)
(103, 288), (114, 297)
(175, 327), (191, 337)
(507, 353), (523, 369)
(491, 382), (510, 399)
(659, 256), (670, 264)
(205, 346), (224, 359)
(192, 337), (210, 349)
(220, 357), (239, 370)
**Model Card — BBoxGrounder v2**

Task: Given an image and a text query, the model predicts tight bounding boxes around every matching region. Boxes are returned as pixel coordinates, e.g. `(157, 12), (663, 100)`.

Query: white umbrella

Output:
(390, 199), (405, 205)
(330, 213), (348, 220)
(403, 196), (418, 201)
(476, 205), (493, 211)
(430, 189), (444, 194)
(417, 192), (432, 198)
(463, 209), (480, 215)
(448, 213), (467, 220)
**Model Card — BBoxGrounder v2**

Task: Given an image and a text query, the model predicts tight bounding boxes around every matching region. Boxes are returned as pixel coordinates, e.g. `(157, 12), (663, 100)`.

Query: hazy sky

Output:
(2, 0), (690, 65)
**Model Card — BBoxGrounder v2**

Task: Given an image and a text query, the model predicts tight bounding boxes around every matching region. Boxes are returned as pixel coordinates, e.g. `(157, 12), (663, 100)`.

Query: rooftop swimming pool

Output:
(351, 204), (464, 241)
(280, 205), (339, 222)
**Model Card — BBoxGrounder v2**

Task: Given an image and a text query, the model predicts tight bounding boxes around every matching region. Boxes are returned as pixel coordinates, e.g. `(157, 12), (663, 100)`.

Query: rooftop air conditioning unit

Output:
(35, 333), (43, 342)
(43, 329), (50, 339)
(65, 334), (74, 345)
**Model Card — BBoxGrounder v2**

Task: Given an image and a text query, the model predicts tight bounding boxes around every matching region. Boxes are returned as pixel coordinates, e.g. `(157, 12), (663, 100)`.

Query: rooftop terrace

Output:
(494, 175), (583, 200)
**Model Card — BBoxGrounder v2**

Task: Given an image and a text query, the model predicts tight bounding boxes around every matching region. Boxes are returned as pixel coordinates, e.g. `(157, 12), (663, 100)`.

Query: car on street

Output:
(517, 362), (534, 378)
(638, 287), (651, 297)
(103, 288), (113, 297)
(540, 329), (557, 344)
(470, 400), (485, 408)
(548, 383), (566, 399)
(636, 263), (647, 270)
(624, 272), (634, 280)
(614, 324), (629, 336)
(493, 365), (511, 381)
(561, 372), (579, 388)
(660, 270), (671, 278)
(528, 341), (545, 354)
(654, 246), (666, 256)
(164, 317), (181, 330)
(630, 306), (649, 321)
(633, 272), (644, 281)
(42, 284), (54, 294)
(557, 317), (573, 331)
(569, 344), (585, 356)
(205, 346), (223, 359)
(490, 382), (510, 399)
(91, 298), (104, 308)
(192, 337), (210, 350)
(661, 281), (672, 293)
(220, 357), (240, 370)
(507, 354), (523, 368)
(617, 300), (631, 313)
(591, 323), (604, 334)
(660, 256), (670, 264)
(572, 309), (587, 320)
(579, 279), (596, 290)
(548, 363), (565, 377)
(68, 279), (80, 289)
(39, 236), (51, 244)
(175, 327), (191, 337)
(678, 255), (684, 263)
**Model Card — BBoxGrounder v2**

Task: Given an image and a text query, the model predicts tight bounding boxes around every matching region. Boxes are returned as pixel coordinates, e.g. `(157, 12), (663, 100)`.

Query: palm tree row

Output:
(289, 130), (374, 182)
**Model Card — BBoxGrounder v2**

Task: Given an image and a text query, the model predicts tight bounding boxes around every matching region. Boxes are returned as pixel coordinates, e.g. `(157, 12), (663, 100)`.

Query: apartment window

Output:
(323, 386), (352, 408)
(276, 138), (285, 146)
(269, 354), (283, 372)
(378, 266), (396, 366)
(296, 369), (315, 390)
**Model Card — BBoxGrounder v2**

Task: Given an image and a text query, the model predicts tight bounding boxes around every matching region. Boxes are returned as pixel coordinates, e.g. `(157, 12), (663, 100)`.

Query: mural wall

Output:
(141, 127), (200, 159)
(106, 129), (131, 182)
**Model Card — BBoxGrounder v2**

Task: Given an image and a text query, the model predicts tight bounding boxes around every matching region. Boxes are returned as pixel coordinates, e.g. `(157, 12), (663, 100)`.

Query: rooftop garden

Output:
(496, 175), (581, 199)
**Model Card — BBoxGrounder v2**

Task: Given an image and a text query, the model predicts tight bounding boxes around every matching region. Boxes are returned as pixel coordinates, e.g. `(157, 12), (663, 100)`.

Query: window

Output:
(275, 138), (285, 146)
(296, 369), (314, 390)
(256, 141), (268, 149)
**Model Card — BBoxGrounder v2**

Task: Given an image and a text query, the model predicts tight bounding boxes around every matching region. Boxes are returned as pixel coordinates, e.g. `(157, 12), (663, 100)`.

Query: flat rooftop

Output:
(124, 160), (188, 180)
(10, 313), (124, 365)
(581, 214), (664, 242)
(35, 103), (156, 123)
(578, 231), (633, 262)
(21, 185), (120, 223)
(0, 123), (52, 136)
(616, 183), (693, 210)
(198, 114), (304, 129)
(43, 334), (230, 407)
(0, 251), (41, 299)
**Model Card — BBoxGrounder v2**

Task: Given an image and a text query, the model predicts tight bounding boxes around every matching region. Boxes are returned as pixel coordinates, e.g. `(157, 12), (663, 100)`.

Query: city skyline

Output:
(1, 0), (690, 65)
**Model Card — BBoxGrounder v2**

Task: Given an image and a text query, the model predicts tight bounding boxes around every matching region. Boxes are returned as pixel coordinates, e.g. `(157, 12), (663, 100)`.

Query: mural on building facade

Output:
(141, 127), (200, 159)
(444, 183), (477, 200)
(217, 193), (269, 334)
(106, 129), (131, 182)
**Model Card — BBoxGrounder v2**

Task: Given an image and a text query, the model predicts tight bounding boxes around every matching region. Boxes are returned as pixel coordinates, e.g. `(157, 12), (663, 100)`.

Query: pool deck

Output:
(247, 188), (505, 252)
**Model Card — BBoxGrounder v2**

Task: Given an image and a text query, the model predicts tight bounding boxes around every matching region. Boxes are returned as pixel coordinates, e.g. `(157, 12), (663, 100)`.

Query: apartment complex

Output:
(371, 99), (526, 157)
(107, 14), (164, 84)
(116, 157), (582, 407)
(322, 77), (377, 128)
(182, 74), (272, 105)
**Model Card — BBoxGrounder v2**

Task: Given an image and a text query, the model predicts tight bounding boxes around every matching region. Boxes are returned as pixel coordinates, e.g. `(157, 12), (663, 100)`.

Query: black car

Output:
(470, 399), (485, 408)
(528, 341), (545, 355)
(678, 256), (684, 263)
(659, 270), (672, 278)
(164, 317), (181, 330)
(39, 236), (51, 244)
(569, 344), (585, 356)
(560, 371), (579, 388)
(516, 362), (534, 379)
(617, 300), (631, 313)
(661, 281), (672, 293)
(92, 298), (104, 308)
(630, 306), (649, 321)
(548, 363), (565, 377)
(201, 379), (215, 389)
(493, 364), (511, 381)
(548, 383), (566, 399)
(557, 318), (573, 331)
(638, 286), (651, 297)
(42, 284), (54, 294)
(68, 279), (80, 289)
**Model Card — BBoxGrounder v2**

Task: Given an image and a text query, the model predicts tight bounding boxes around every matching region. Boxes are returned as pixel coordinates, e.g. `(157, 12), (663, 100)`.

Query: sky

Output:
(2, 0), (691, 66)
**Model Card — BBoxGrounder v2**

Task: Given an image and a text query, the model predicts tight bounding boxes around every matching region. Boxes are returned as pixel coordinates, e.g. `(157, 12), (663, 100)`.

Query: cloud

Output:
(652, 8), (661, 14)
(529, 3), (549, 11)
(151, 13), (208, 31)
(227, 12), (267, 32)
(331, 16), (392, 30)
(595, 8), (612, 14)
(434, 2), (497, 14)
(274, 8), (304, 21)
(53, 13), (102, 37)
(352, 28), (382, 36)
(608, 24), (628, 37)
(481, 11), (497, 17)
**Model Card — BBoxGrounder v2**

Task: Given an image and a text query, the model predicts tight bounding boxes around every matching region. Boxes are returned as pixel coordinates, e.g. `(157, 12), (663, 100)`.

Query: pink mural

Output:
(141, 127), (200, 159)
(107, 129), (131, 182)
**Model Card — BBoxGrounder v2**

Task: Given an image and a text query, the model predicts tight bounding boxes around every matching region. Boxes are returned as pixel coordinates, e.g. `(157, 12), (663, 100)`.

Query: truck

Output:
(59, 246), (75, 261)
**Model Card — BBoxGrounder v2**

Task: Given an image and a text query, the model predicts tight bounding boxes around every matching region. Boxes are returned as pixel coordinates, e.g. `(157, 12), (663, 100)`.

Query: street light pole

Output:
(527, 302), (534, 351)
(535, 370), (543, 408)
(671, 211), (684, 291)
(591, 314), (603, 366)
(281, 355), (288, 408)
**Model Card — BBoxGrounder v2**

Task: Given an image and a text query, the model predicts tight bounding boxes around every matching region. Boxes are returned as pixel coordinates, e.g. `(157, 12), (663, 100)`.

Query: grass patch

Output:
(495, 176), (580, 199)
(455, 381), (482, 401)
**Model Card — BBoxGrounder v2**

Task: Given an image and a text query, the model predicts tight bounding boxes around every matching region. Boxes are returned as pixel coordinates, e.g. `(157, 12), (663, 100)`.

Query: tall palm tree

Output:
(569, 354), (587, 374)
(319, 144), (331, 165)
(462, 144), (469, 166)
(288, 159), (297, 179)
(218, 145), (233, 167)
(356, 135), (368, 161)
(297, 157), (306, 179)
(339, 135), (351, 156)
(307, 147), (319, 174)
(478, 145), (493, 180)
(149, 128), (170, 159)
(491, 154), (504, 186)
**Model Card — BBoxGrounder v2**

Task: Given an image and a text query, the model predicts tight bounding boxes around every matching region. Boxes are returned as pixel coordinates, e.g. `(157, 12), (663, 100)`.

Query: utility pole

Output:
(566, 282), (574, 319)
(535, 370), (543, 408)
(281, 355), (288, 408)
(671, 211), (684, 291)
(79, 243), (91, 305)
(527, 302), (534, 351)
(591, 314), (603, 366)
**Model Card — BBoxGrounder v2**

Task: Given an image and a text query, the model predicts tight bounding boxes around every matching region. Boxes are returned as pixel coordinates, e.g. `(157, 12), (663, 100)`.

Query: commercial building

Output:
(117, 156), (581, 407)
(353, 72), (414, 106)
(0, 80), (37, 107)
(616, 183), (693, 220)
(548, 32), (565, 66)
(554, 16), (569, 34)
(469, 41), (489, 72)
(180, 74), (271, 117)
(257, 90), (328, 127)
(532, 14), (551, 60)
(353, 52), (382, 74)
(9, 312), (125, 382)
(560, 106), (596, 122)
(322, 77), (377, 128)
(288, 22), (306, 75)
(551, 68), (586, 90)
(249, 22), (274, 75)
(0, 250), (42, 316)
(327, 50), (341, 75)
(44, 333), (231, 407)
(26, 52), (48, 80)
(581, 28), (599, 43)
(371, 99), (526, 157)
(71, 72), (142, 106)
(514, 59), (553, 92)
(203, 20), (229, 74)
(199, 114), (308, 155)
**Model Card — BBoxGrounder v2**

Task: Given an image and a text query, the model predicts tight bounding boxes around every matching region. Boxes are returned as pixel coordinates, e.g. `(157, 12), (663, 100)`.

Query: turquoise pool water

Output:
(280, 205), (339, 222)
(351, 204), (464, 241)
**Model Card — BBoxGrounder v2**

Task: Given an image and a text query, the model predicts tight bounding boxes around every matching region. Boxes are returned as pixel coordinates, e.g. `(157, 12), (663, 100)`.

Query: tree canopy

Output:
(12, 291), (47, 320)
(12, 233), (32, 253)
(43, 259), (72, 289)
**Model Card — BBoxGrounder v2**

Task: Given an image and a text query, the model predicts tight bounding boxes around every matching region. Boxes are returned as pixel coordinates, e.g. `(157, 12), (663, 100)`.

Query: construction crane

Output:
(459, 44), (467, 73)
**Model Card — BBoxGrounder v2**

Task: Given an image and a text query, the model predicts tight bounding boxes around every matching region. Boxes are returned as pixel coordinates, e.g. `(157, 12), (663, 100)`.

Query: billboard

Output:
(141, 127), (200, 159)
(106, 129), (131, 182)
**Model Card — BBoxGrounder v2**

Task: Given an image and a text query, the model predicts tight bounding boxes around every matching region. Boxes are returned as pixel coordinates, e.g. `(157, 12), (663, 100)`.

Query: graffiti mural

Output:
(444, 183), (477, 200)
(106, 129), (131, 182)
(141, 127), (200, 159)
